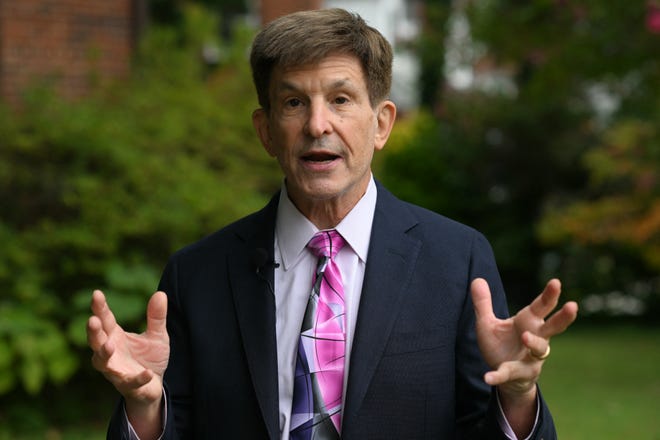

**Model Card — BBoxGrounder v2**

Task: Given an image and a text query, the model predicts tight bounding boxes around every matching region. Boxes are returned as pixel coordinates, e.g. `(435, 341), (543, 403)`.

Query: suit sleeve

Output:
(158, 255), (192, 439)
(455, 232), (557, 440)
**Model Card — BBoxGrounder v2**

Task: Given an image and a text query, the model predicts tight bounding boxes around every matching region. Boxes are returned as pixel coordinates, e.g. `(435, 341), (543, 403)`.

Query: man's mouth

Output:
(302, 152), (340, 162)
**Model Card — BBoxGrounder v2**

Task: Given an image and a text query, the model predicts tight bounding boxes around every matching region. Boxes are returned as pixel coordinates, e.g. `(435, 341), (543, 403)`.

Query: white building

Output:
(324, 0), (421, 111)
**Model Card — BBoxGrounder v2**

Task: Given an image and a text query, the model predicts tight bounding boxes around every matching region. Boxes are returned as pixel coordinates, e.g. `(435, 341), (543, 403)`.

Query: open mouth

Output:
(302, 152), (340, 162)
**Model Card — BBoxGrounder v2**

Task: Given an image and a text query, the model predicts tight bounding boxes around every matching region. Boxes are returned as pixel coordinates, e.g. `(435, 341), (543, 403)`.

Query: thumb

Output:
(146, 291), (168, 336)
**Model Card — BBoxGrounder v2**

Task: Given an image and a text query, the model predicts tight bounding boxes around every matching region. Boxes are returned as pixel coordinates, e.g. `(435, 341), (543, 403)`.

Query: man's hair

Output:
(250, 8), (393, 111)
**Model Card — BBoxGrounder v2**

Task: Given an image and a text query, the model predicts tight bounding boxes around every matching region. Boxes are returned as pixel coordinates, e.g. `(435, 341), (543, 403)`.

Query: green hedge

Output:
(0, 6), (279, 403)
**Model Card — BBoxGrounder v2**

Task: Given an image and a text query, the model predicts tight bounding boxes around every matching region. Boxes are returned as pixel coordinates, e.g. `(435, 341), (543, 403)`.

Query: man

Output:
(87, 8), (578, 439)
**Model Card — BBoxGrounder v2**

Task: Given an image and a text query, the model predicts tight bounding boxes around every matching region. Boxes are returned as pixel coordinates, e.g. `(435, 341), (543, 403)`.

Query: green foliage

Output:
(0, 3), (279, 407)
(539, 119), (660, 268)
(381, 0), (659, 313)
(416, 1), (451, 109)
(537, 117), (660, 318)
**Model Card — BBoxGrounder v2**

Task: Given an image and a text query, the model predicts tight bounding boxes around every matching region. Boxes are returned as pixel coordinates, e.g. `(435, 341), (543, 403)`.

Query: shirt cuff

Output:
(495, 387), (540, 440)
(123, 390), (167, 440)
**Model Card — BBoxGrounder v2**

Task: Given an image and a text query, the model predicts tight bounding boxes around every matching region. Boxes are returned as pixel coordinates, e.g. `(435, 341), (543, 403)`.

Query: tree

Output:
(0, 5), (279, 433)
(381, 0), (659, 314)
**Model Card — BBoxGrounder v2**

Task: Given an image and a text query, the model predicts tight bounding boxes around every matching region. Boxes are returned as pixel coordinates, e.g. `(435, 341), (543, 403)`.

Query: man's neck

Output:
(285, 179), (371, 230)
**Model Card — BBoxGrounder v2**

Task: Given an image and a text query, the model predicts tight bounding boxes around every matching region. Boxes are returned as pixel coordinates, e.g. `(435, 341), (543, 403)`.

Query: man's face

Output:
(253, 54), (395, 219)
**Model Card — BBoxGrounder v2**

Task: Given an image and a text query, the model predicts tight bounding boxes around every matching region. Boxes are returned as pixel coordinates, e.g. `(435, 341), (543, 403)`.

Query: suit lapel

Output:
(224, 187), (422, 437)
(343, 185), (422, 431)
(227, 195), (281, 439)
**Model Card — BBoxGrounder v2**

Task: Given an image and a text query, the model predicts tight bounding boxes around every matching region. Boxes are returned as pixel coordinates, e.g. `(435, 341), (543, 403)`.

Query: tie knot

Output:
(307, 230), (345, 259)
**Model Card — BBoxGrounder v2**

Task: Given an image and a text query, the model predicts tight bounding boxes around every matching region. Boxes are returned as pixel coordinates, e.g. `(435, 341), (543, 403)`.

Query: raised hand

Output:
(471, 278), (578, 390)
(87, 289), (170, 436)
(471, 278), (578, 435)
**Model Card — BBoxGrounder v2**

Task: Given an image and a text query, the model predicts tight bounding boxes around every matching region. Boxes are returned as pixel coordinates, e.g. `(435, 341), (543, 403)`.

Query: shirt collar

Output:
(275, 177), (377, 270)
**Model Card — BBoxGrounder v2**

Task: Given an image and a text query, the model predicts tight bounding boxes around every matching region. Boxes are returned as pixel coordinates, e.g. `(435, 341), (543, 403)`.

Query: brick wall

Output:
(258, 0), (322, 25)
(0, 0), (145, 103)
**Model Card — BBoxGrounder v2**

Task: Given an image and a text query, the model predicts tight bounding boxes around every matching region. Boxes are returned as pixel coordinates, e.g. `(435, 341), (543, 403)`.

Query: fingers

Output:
(87, 289), (119, 356)
(88, 290), (124, 370)
(522, 331), (550, 360)
(485, 332), (550, 386)
(471, 278), (495, 322)
(87, 315), (105, 351)
(484, 359), (542, 387)
(115, 368), (155, 391)
(540, 301), (579, 339)
(88, 315), (117, 369)
(90, 343), (115, 372)
(92, 352), (155, 392)
(528, 278), (562, 319)
(90, 289), (119, 335)
(146, 291), (168, 336)
(527, 278), (578, 339)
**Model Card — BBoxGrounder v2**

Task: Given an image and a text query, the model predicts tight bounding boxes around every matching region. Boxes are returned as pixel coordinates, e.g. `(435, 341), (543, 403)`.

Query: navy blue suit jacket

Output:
(108, 182), (557, 439)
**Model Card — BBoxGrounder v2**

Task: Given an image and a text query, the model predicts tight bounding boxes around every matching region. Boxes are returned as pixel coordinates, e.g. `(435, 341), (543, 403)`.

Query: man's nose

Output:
(305, 101), (333, 138)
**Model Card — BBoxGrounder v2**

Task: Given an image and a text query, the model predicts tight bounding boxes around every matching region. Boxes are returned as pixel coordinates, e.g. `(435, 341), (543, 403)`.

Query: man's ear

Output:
(374, 100), (397, 151)
(252, 108), (275, 156)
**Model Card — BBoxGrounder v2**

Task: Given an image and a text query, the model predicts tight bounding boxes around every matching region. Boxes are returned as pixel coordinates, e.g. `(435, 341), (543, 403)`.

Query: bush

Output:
(0, 5), (279, 430)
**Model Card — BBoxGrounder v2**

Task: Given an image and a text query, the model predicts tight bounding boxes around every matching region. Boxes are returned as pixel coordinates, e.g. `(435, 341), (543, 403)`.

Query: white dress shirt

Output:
(274, 178), (376, 439)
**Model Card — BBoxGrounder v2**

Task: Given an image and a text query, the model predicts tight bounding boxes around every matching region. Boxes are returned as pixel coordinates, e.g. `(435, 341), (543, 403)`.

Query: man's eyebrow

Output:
(274, 81), (301, 94)
(275, 78), (357, 94)
(328, 79), (358, 92)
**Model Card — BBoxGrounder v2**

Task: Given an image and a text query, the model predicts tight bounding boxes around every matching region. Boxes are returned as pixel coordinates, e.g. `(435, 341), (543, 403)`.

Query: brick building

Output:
(257, 0), (322, 24)
(0, 0), (419, 109)
(0, 0), (146, 103)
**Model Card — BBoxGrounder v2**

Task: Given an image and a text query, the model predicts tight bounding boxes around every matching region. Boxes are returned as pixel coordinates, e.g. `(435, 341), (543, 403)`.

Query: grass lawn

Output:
(4, 324), (658, 439)
(539, 324), (660, 440)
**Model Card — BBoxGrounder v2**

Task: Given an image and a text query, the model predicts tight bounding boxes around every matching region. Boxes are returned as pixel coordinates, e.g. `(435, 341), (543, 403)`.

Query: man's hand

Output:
(87, 290), (170, 439)
(471, 278), (578, 436)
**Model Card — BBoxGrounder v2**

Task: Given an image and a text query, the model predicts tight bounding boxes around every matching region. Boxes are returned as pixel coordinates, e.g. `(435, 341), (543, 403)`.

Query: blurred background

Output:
(0, 0), (658, 438)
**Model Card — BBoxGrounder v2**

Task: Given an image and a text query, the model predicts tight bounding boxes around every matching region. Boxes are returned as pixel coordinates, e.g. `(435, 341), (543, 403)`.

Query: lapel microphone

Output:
(251, 248), (279, 295)
(251, 248), (280, 273)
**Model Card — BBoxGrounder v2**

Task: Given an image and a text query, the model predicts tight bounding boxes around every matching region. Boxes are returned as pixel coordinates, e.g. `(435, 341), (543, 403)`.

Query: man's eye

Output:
(286, 98), (302, 107)
(334, 96), (349, 105)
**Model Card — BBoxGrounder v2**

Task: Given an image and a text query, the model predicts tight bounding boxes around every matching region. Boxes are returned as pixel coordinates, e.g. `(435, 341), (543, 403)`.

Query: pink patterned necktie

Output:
(290, 230), (346, 440)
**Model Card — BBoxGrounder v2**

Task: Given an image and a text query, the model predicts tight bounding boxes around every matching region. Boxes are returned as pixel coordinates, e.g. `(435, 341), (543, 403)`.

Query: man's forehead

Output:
(271, 55), (366, 87)
(276, 50), (360, 70)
